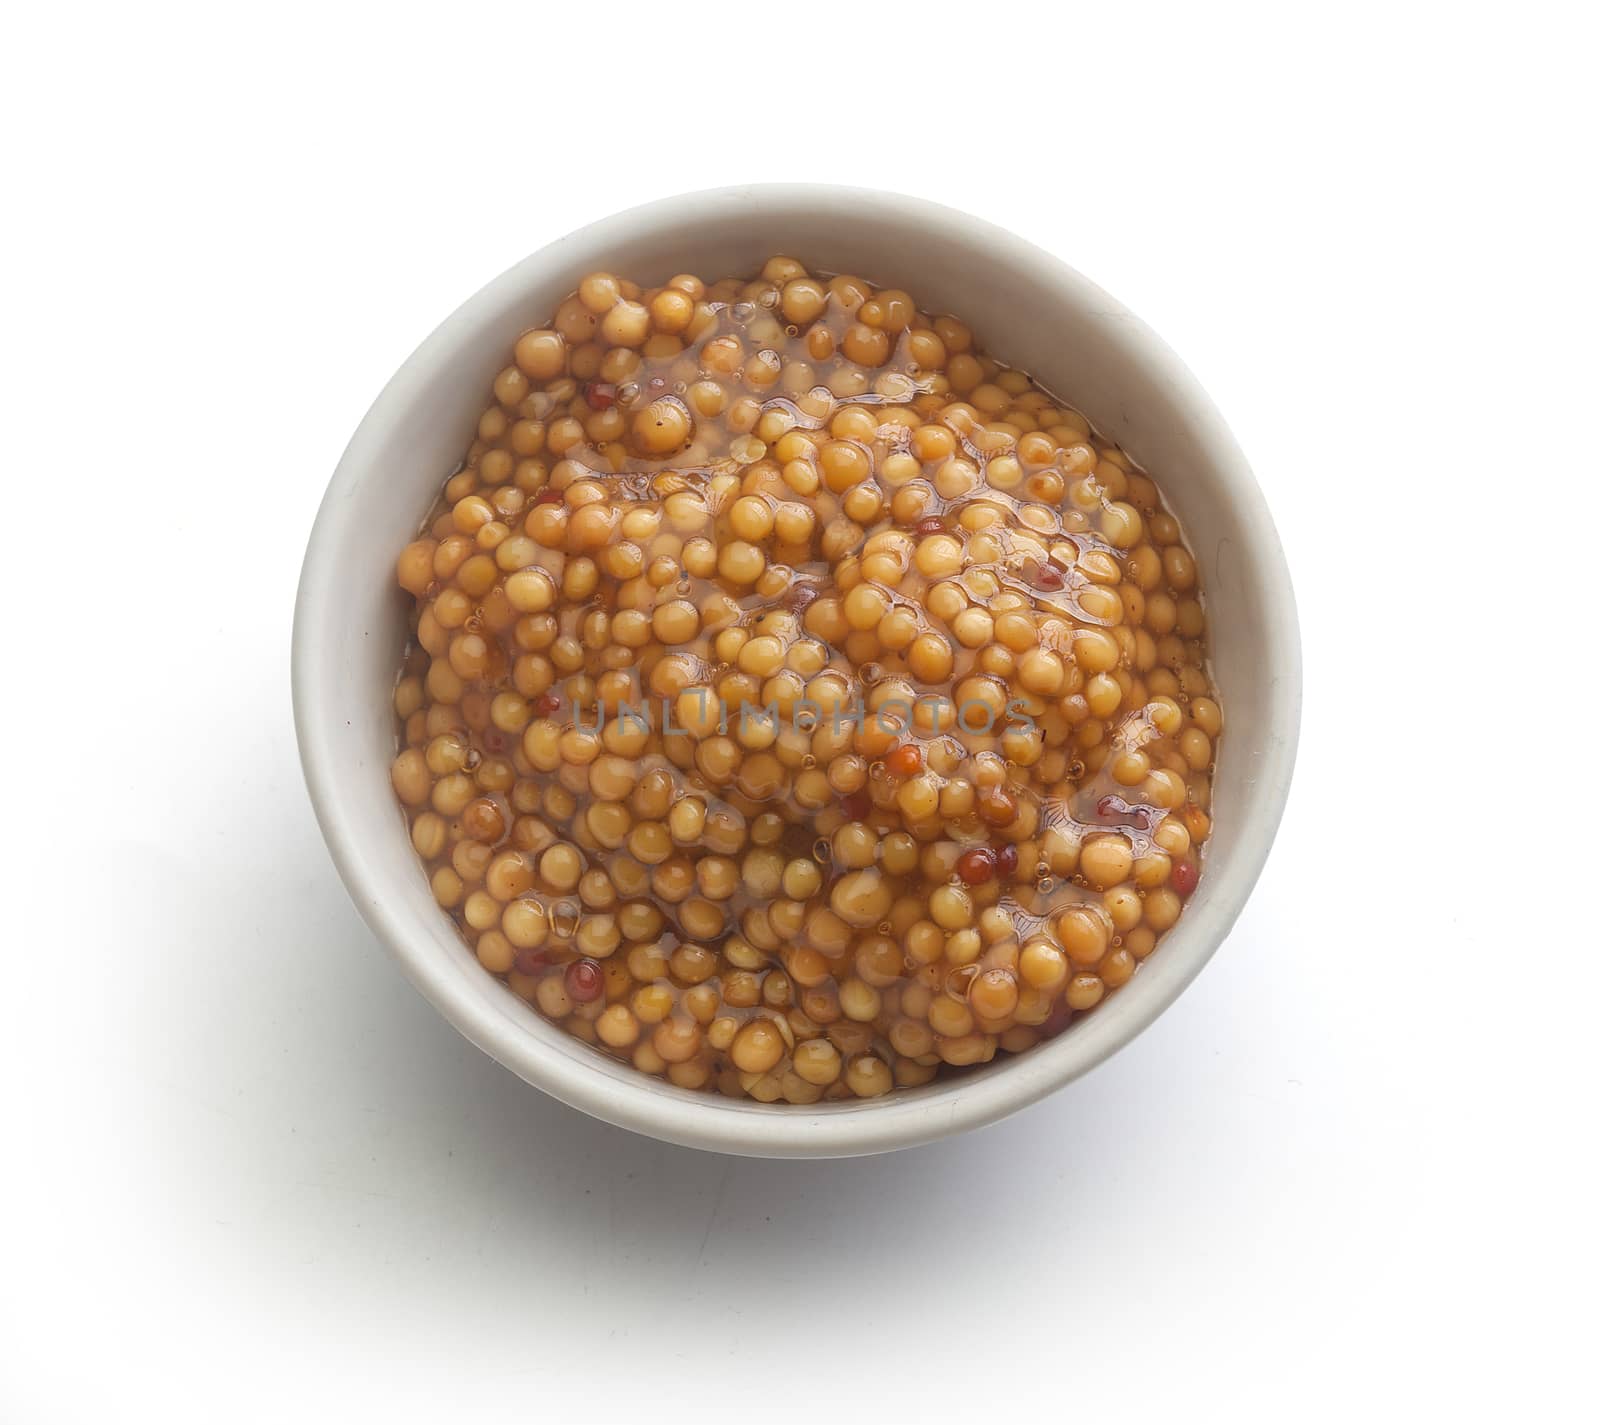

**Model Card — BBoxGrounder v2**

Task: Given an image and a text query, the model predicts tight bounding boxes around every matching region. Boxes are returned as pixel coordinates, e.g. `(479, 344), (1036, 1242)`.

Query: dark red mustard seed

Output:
(533, 488), (563, 505)
(840, 789), (872, 821)
(956, 847), (997, 885)
(583, 381), (617, 410)
(565, 958), (603, 1002)
(885, 742), (923, 777)
(1031, 563), (1065, 592)
(1172, 860), (1199, 897)
(914, 515), (947, 536)
(534, 692), (562, 717)
(994, 843), (1019, 878)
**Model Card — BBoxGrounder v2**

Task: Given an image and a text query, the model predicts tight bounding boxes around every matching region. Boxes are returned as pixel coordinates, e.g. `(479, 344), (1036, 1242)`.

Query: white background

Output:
(4, 3), (1596, 1419)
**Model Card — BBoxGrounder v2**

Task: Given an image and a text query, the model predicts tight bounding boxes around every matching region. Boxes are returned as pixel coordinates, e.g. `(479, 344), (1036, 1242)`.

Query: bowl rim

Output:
(293, 183), (1302, 1158)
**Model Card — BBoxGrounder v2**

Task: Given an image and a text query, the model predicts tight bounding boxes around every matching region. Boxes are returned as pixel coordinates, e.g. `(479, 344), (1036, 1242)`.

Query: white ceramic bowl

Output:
(293, 184), (1300, 1158)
